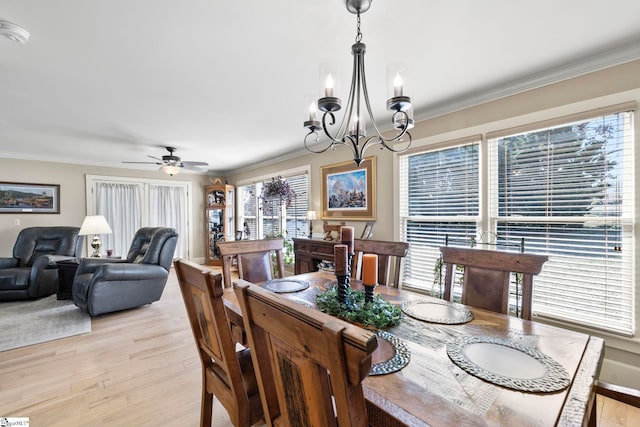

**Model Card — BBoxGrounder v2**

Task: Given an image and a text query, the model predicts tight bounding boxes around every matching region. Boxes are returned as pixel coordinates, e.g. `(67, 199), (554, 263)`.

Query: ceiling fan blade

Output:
(122, 161), (163, 165)
(181, 161), (209, 167)
(147, 155), (164, 161)
(181, 164), (208, 171)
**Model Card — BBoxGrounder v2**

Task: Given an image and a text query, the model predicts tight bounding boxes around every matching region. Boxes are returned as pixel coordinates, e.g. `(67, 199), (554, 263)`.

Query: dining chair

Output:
(234, 279), (378, 427)
(595, 380), (640, 407)
(351, 238), (409, 288)
(439, 246), (548, 320)
(587, 380), (640, 426)
(174, 259), (263, 427)
(216, 238), (285, 288)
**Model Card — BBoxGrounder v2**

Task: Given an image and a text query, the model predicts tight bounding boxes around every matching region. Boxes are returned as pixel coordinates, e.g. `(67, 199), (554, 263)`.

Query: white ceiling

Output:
(1, 0), (640, 175)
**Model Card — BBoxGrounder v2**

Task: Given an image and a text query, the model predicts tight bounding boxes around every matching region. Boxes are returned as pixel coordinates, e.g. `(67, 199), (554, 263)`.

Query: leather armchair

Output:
(0, 226), (82, 301)
(73, 227), (178, 316)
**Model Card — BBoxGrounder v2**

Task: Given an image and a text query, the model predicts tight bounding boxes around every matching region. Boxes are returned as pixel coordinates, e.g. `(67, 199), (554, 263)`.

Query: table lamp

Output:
(79, 215), (113, 257)
(306, 210), (317, 238)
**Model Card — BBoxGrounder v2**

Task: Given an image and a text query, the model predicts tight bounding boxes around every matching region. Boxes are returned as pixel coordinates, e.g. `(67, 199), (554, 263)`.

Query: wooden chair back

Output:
(439, 246), (548, 320)
(352, 238), (409, 288)
(216, 238), (285, 288)
(234, 280), (378, 427)
(174, 259), (262, 427)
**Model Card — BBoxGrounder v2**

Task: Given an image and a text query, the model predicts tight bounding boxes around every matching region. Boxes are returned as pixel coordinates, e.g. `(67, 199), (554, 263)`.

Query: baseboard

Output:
(600, 348), (640, 389)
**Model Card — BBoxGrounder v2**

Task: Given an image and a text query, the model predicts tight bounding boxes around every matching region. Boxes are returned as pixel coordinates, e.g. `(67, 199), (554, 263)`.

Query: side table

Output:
(56, 258), (80, 300)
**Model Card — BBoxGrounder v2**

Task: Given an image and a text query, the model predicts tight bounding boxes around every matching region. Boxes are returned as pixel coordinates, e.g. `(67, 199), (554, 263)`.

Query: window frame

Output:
(398, 104), (636, 336)
(236, 165), (311, 240)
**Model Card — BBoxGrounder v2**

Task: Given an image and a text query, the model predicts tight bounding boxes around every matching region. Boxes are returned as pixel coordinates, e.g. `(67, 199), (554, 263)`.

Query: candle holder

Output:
(363, 283), (376, 303)
(336, 254), (354, 307)
(336, 274), (349, 305)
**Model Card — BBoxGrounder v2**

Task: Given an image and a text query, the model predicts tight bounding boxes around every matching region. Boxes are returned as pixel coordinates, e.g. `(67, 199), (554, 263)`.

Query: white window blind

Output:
(284, 174), (310, 238)
(488, 109), (635, 335)
(399, 105), (635, 336)
(399, 139), (480, 295)
(238, 185), (257, 239)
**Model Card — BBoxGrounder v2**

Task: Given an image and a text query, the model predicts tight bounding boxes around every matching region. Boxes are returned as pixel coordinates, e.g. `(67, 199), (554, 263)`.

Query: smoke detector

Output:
(0, 19), (30, 43)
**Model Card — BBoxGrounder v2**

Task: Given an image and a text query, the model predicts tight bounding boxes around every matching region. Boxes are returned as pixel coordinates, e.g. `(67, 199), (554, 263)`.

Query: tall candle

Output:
(340, 226), (354, 255)
(362, 253), (378, 286)
(334, 244), (348, 275)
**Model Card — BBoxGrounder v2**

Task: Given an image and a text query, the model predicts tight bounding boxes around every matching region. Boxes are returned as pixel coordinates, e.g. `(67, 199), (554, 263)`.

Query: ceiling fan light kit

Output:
(303, 0), (413, 166)
(122, 146), (209, 176)
(0, 19), (30, 43)
(161, 164), (181, 176)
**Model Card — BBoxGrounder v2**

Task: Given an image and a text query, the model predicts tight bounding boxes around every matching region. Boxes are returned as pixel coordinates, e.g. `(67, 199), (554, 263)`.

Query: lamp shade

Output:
(79, 215), (113, 235)
(306, 210), (317, 220)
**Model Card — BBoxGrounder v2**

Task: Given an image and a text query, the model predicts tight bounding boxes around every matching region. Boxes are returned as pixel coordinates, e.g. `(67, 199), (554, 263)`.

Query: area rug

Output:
(0, 295), (91, 352)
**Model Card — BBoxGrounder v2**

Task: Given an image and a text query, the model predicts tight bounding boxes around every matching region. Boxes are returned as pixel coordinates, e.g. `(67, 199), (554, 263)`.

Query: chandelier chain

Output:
(355, 13), (362, 43)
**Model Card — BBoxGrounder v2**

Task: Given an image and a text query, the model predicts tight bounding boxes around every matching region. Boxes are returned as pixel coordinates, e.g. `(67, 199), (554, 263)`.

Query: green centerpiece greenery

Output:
(315, 285), (402, 329)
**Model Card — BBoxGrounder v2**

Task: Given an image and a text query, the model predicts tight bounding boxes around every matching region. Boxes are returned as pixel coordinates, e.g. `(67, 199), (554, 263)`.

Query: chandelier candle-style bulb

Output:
(318, 64), (341, 112)
(303, 0), (413, 166)
(325, 74), (335, 97)
(394, 74), (403, 97)
(387, 63), (409, 103)
(303, 94), (322, 131)
(309, 101), (317, 121)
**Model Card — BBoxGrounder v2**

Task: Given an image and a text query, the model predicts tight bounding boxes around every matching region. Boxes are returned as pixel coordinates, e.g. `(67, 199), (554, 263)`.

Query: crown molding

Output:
(415, 38), (640, 121)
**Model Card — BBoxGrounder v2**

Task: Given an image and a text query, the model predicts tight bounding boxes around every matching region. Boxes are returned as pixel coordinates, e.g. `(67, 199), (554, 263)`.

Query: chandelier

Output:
(303, 0), (413, 166)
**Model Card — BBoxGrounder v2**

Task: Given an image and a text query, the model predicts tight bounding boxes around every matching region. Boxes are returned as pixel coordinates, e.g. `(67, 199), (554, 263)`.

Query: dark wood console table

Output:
(56, 258), (80, 300)
(292, 238), (339, 274)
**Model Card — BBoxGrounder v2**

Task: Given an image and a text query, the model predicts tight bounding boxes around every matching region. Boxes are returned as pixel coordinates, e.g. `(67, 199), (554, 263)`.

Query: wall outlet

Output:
(13, 218), (20, 227)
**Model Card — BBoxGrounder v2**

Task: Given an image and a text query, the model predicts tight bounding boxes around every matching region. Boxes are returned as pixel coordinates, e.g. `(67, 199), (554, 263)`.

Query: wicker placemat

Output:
(446, 335), (570, 392)
(370, 331), (411, 376)
(402, 300), (473, 325)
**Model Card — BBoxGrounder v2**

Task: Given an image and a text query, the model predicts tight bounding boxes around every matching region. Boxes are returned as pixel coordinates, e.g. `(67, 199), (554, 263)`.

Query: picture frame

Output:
(361, 222), (375, 239)
(321, 156), (376, 220)
(0, 182), (60, 214)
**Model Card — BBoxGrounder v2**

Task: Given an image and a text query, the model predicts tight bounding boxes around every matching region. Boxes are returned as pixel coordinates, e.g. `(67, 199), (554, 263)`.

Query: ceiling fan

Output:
(123, 147), (208, 176)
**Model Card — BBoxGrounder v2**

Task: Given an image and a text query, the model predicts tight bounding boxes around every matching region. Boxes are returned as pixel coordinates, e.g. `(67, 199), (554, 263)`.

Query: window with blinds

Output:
(488, 109), (634, 336)
(399, 105), (635, 336)
(399, 140), (480, 296)
(237, 172), (309, 240)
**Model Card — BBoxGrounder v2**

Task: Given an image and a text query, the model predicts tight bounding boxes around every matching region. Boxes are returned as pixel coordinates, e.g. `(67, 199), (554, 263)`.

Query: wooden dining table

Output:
(222, 271), (604, 427)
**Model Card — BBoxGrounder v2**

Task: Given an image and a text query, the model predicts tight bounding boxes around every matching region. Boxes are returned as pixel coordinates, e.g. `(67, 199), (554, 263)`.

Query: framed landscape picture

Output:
(321, 156), (376, 220)
(0, 182), (60, 214)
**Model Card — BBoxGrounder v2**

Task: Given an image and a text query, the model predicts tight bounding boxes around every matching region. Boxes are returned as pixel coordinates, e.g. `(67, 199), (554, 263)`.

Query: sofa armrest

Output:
(92, 263), (168, 282)
(39, 254), (80, 268)
(30, 255), (73, 284)
(0, 257), (19, 269)
(77, 258), (128, 275)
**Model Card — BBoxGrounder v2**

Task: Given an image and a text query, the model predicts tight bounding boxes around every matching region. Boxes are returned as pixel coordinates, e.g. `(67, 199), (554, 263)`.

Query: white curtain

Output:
(96, 182), (142, 259)
(149, 184), (187, 258)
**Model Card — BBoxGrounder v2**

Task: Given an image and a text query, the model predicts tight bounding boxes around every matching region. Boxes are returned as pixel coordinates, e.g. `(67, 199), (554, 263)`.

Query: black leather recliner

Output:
(0, 226), (82, 301)
(72, 227), (178, 316)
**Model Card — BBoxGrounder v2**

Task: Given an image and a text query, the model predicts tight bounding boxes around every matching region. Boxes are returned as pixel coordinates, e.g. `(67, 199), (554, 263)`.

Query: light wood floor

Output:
(1, 269), (638, 426)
